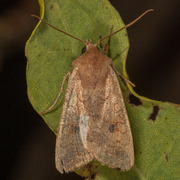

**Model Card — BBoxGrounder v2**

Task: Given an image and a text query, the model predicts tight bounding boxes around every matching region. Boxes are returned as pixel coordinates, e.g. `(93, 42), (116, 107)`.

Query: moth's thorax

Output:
(72, 43), (112, 90)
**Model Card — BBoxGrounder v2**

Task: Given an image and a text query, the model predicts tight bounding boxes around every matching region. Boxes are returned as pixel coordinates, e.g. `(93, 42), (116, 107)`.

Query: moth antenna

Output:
(96, 9), (154, 45)
(31, 15), (86, 45)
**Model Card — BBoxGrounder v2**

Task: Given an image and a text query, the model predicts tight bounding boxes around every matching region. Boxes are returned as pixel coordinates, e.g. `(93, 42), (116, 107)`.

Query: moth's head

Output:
(81, 40), (99, 54)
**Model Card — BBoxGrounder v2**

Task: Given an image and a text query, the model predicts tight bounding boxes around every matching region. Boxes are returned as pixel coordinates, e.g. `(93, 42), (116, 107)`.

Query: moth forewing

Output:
(93, 65), (134, 171)
(55, 67), (93, 173)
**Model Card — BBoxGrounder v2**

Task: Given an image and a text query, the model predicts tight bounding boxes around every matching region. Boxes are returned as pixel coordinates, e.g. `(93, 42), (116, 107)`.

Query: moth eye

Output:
(82, 47), (86, 54)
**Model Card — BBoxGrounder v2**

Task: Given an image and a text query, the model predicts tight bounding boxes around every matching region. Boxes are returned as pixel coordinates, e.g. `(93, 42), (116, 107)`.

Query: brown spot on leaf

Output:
(129, 94), (142, 106)
(148, 105), (159, 121)
(53, 46), (59, 51)
(50, 4), (53, 10)
(165, 152), (168, 162)
(64, 48), (70, 52)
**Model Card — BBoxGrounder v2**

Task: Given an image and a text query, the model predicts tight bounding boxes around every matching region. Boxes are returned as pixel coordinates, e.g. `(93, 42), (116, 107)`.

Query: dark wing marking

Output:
(55, 67), (93, 173)
(86, 66), (134, 171)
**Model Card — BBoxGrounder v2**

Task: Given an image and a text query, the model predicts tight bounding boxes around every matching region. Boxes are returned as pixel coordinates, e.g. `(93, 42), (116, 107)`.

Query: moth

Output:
(32, 9), (153, 173)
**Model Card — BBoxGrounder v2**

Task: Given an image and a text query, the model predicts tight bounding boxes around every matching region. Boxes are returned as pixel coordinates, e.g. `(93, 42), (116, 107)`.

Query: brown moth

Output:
(32, 9), (153, 173)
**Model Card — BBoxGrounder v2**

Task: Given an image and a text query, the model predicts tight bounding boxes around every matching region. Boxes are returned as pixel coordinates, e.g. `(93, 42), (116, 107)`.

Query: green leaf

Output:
(25, 0), (180, 179)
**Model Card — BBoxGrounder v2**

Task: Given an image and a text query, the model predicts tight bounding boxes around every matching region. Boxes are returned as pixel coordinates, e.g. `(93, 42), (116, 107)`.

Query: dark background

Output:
(0, 0), (179, 179)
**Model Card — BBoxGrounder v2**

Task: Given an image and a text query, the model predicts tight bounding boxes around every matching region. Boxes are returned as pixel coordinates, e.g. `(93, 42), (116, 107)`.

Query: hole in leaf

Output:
(129, 94), (142, 106)
(89, 173), (97, 180)
(148, 105), (159, 121)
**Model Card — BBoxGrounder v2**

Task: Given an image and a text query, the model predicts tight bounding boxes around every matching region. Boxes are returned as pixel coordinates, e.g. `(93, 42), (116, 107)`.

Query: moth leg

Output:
(99, 35), (103, 50)
(112, 65), (135, 87)
(40, 71), (71, 116)
(103, 25), (114, 53)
